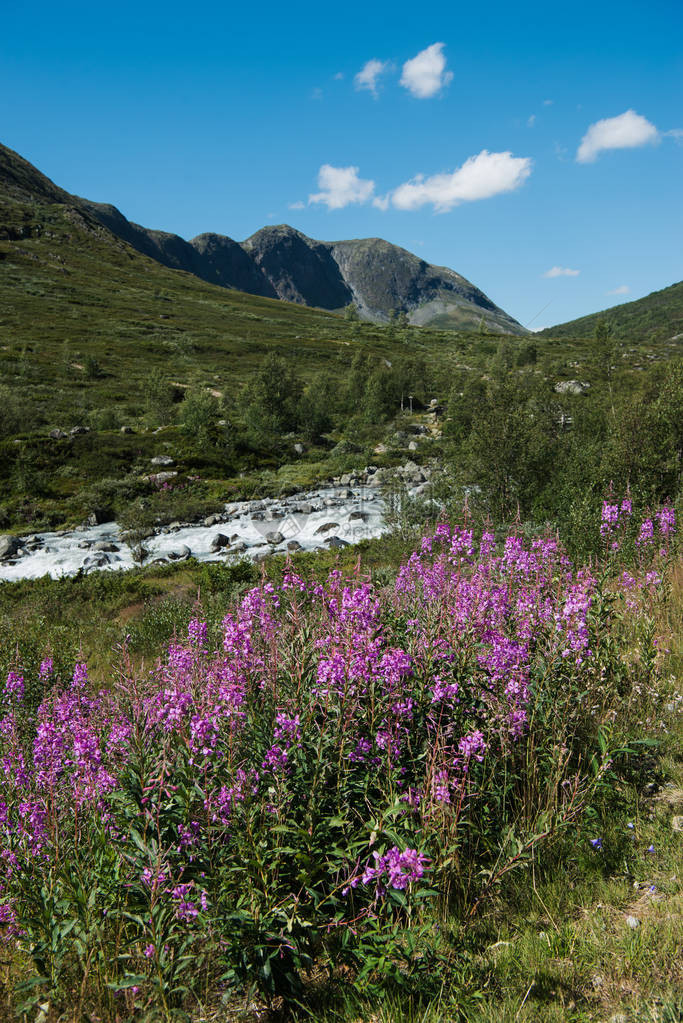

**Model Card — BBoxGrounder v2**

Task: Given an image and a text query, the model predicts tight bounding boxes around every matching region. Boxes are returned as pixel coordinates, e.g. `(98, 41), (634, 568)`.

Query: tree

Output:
(145, 369), (178, 425)
(180, 388), (220, 447)
(242, 353), (304, 437)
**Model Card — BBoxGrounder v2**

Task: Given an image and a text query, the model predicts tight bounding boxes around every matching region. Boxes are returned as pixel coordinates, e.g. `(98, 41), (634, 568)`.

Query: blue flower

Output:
(590, 837), (603, 850)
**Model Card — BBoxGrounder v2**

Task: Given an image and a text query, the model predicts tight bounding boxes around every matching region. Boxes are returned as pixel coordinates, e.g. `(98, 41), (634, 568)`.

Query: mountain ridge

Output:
(540, 280), (683, 343)
(0, 142), (526, 334)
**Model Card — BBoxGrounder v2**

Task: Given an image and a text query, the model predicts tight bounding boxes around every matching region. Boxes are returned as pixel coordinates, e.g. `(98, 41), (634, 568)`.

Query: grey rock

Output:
(92, 541), (119, 552)
(69, 425), (89, 436)
(293, 442), (304, 455)
(286, 540), (303, 551)
(147, 471), (177, 484)
(49, 428), (68, 440)
(315, 522), (340, 535)
(349, 511), (366, 520)
(0, 535), (24, 559)
(231, 541), (248, 553)
(203, 513), (222, 527)
(326, 536), (350, 549)
(210, 533), (230, 551)
(265, 531), (284, 545)
(168, 545), (191, 561)
(150, 455), (174, 466)
(120, 425), (134, 434)
(554, 379), (590, 396)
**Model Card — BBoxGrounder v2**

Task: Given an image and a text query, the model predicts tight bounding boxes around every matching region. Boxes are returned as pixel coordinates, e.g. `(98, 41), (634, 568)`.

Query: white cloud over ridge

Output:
(354, 59), (389, 97)
(400, 42), (452, 98)
(607, 285), (630, 295)
(577, 109), (659, 162)
(387, 150), (532, 212)
(309, 165), (375, 209)
(543, 266), (580, 278)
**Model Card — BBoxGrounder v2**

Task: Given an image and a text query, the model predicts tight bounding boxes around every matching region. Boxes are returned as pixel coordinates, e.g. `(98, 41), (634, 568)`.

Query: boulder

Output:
(293, 443), (304, 455)
(286, 540), (303, 552)
(168, 545), (192, 561)
(265, 531), (284, 545)
(326, 536), (350, 549)
(147, 472), (177, 484)
(49, 428), (68, 440)
(231, 541), (248, 553)
(314, 522), (340, 535)
(554, 380), (590, 396)
(92, 541), (119, 553)
(0, 535), (24, 559)
(69, 425), (90, 436)
(83, 509), (111, 527)
(150, 455), (174, 466)
(210, 533), (230, 551)
(120, 425), (134, 434)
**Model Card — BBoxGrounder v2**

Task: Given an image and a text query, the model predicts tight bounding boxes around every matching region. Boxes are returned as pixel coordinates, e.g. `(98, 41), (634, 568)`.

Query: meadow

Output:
(0, 493), (681, 1022)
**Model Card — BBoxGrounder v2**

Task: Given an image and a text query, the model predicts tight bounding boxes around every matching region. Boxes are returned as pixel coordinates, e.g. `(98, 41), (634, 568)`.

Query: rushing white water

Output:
(0, 486), (389, 582)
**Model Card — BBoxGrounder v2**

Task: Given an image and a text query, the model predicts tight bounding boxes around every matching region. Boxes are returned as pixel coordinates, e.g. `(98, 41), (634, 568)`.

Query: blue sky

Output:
(1, 0), (681, 328)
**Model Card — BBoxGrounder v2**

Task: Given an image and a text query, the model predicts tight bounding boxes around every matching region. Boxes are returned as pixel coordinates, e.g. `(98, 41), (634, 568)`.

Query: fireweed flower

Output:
(360, 846), (430, 894)
(4, 673), (24, 701)
(656, 505), (675, 537)
(38, 658), (53, 679)
(637, 519), (654, 547)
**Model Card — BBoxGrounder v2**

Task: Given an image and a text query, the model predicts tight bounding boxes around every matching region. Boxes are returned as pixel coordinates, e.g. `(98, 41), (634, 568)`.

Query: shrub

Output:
(0, 498), (677, 1018)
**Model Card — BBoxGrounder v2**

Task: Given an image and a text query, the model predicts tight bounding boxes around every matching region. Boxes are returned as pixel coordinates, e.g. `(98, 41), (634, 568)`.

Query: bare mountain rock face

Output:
(242, 225), (352, 309)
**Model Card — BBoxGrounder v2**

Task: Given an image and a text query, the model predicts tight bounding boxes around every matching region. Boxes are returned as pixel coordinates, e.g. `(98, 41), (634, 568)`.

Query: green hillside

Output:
(0, 142), (466, 530)
(1, 140), (681, 543)
(540, 280), (683, 342)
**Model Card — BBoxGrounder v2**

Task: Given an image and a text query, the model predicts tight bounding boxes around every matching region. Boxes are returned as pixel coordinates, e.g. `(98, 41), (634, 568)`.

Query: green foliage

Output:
(541, 279), (683, 343)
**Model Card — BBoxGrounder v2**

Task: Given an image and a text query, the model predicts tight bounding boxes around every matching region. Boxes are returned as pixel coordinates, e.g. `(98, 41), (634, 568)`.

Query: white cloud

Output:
(577, 109), (659, 162)
(333, 71), (344, 81)
(400, 42), (453, 99)
(543, 99), (553, 106)
(288, 200), (305, 210)
(527, 114), (536, 127)
(543, 266), (580, 278)
(354, 59), (389, 97)
(309, 164), (375, 209)
(607, 284), (630, 295)
(388, 150), (532, 212)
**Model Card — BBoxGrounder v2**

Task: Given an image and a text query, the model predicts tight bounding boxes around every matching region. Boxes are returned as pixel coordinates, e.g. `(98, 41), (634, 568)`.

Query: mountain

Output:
(1, 141), (525, 333)
(540, 282), (683, 343)
(82, 205), (528, 334)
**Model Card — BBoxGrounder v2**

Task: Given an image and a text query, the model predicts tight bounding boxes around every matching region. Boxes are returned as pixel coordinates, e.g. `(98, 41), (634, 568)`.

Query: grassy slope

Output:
(540, 281), (683, 342)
